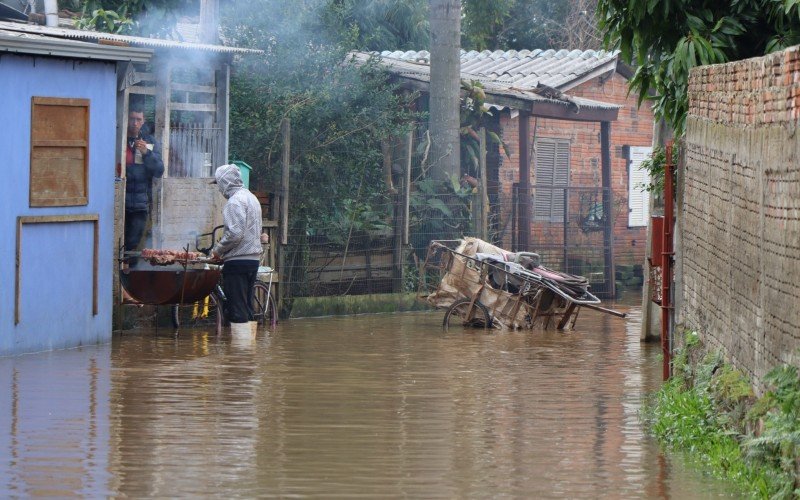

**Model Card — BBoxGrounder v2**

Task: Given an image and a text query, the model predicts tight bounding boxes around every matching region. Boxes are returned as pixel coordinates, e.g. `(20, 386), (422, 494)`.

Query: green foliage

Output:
(597, 0), (800, 135)
(409, 176), (474, 246)
(645, 332), (800, 497)
(743, 365), (800, 498)
(74, 8), (134, 33)
(67, 0), (192, 36)
(459, 80), (508, 177)
(321, 0), (429, 51)
(223, 0), (418, 227)
(637, 146), (666, 194)
(461, 0), (572, 51)
(644, 363), (763, 495)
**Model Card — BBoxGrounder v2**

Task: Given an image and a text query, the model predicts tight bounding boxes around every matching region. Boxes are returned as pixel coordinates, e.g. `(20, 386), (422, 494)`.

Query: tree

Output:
(427, 0), (461, 182)
(68, 0), (195, 36)
(462, 0), (600, 51)
(322, 0), (429, 51)
(597, 0), (800, 134)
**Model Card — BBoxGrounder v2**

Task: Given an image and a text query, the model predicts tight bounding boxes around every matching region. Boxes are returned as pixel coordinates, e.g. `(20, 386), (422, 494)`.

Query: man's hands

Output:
(134, 139), (149, 155)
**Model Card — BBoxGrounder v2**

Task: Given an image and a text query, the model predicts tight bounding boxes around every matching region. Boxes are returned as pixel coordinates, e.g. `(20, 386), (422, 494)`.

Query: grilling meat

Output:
(141, 248), (203, 265)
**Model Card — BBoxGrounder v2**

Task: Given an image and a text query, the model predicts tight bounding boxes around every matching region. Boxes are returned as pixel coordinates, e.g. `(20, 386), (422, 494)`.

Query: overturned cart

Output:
(419, 238), (626, 330)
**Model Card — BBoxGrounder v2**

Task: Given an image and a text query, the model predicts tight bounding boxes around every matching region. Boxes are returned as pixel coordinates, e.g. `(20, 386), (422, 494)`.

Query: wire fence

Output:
(263, 186), (623, 318)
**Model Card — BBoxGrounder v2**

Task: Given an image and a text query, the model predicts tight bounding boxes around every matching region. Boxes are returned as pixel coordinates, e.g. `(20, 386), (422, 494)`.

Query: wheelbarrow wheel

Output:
(171, 291), (224, 334)
(252, 281), (278, 328)
(443, 298), (493, 329)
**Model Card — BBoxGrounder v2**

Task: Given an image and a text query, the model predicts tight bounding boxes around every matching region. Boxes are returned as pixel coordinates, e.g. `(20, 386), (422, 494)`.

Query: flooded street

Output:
(1, 304), (738, 498)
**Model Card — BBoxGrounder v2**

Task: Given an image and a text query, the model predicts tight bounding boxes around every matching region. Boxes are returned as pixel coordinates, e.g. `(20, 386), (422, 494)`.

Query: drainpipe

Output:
(661, 142), (675, 380)
(44, 0), (58, 26)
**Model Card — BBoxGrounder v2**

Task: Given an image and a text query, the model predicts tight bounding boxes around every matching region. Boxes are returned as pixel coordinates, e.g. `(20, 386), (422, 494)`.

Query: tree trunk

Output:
(428, 0), (461, 182)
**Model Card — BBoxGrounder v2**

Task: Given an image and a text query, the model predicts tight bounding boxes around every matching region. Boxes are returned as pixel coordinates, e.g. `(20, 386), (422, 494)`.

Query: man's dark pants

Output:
(124, 210), (148, 251)
(222, 260), (259, 323)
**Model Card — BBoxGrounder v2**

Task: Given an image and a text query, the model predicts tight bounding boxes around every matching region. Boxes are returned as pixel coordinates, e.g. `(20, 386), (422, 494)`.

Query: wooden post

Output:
(403, 129), (412, 245)
(154, 59), (172, 176)
(216, 61), (230, 166)
(601, 121), (615, 298)
(281, 118), (290, 246)
(478, 126), (488, 240)
(518, 111), (531, 251)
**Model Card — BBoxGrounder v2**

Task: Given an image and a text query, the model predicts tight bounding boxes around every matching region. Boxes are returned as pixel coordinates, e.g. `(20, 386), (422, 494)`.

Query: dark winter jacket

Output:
(125, 133), (164, 212)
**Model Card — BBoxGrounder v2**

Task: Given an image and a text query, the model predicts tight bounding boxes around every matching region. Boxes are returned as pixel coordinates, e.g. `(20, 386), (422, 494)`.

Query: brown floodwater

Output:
(1, 303), (739, 498)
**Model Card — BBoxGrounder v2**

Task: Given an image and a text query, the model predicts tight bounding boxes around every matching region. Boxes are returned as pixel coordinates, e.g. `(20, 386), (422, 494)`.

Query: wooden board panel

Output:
(30, 147), (87, 206)
(30, 97), (90, 207)
(15, 214), (99, 325)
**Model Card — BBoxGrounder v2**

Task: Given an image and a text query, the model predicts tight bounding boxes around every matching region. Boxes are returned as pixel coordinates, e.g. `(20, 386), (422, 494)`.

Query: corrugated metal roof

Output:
(0, 29), (152, 62)
(0, 20), (260, 55)
(352, 52), (620, 117)
(380, 49), (619, 91)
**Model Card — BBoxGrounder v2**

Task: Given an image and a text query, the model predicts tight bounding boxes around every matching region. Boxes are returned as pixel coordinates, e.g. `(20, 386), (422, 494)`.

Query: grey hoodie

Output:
(212, 164), (263, 261)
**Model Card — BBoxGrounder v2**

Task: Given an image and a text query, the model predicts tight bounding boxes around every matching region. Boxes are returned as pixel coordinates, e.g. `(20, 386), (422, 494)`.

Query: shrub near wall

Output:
(680, 45), (800, 391)
(645, 331), (800, 498)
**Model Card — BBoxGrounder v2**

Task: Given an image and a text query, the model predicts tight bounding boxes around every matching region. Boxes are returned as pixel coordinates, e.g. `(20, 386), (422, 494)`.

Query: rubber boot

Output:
(230, 321), (250, 339)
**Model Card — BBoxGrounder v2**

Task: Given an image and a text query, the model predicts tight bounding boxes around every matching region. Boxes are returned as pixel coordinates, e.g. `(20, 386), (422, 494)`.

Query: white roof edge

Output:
(0, 20), (260, 55)
(0, 31), (152, 62)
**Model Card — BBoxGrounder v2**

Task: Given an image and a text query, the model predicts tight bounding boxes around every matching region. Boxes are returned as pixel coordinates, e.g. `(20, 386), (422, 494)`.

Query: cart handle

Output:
(195, 225), (224, 255)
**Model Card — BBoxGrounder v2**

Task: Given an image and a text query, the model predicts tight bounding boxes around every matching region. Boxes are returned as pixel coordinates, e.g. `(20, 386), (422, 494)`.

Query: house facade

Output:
(0, 31), (151, 355)
(378, 49), (655, 291)
(497, 59), (655, 270)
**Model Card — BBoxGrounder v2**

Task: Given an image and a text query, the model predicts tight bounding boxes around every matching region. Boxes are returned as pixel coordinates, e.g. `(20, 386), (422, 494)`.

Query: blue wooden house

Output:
(0, 12), (257, 355)
(0, 29), (152, 355)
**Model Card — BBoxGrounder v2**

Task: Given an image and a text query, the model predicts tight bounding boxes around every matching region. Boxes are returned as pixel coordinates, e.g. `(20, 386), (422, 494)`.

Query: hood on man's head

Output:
(212, 164), (243, 198)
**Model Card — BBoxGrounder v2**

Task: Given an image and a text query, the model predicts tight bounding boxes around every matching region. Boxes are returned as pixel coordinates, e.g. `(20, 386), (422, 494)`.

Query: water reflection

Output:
(0, 308), (738, 497)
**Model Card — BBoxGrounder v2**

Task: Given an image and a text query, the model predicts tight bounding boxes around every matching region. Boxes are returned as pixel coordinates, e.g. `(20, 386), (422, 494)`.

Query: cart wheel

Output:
(172, 292), (224, 334)
(252, 281), (278, 328)
(443, 298), (493, 329)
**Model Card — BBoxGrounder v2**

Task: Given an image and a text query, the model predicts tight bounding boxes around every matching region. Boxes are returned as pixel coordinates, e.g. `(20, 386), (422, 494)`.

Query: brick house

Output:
(377, 50), (655, 293)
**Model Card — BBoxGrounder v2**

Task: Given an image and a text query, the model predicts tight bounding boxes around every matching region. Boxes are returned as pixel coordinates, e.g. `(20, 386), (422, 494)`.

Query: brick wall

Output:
(681, 46), (800, 390)
(497, 71), (655, 267)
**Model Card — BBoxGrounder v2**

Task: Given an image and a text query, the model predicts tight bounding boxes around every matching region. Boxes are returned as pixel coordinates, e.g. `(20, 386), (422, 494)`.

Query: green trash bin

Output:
(231, 160), (252, 189)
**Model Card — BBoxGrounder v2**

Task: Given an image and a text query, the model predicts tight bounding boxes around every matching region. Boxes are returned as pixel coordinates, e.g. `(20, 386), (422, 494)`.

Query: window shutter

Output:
(30, 97), (90, 207)
(552, 140), (570, 222)
(627, 146), (652, 227)
(533, 139), (555, 220)
(533, 138), (570, 222)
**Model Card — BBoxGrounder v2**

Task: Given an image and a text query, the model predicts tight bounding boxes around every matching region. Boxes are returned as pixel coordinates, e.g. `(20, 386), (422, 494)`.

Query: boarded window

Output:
(533, 138), (570, 222)
(627, 146), (653, 227)
(30, 97), (89, 207)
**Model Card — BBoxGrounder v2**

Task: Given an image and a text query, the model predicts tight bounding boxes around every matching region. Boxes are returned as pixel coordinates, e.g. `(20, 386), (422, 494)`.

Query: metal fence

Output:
(168, 124), (225, 178)
(265, 185), (618, 317)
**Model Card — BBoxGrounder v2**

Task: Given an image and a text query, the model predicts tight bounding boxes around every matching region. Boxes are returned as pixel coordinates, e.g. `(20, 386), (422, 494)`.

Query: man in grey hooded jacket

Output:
(211, 164), (263, 337)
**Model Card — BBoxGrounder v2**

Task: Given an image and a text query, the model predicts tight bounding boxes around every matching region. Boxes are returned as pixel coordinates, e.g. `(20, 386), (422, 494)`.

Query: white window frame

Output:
(627, 146), (653, 227)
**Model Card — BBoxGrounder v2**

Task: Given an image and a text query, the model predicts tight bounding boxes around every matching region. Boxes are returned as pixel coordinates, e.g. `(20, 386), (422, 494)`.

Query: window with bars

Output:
(627, 146), (653, 227)
(533, 138), (570, 222)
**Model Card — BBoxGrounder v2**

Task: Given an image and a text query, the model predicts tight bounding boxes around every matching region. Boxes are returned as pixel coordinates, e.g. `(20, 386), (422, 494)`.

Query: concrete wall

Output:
(0, 54), (117, 355)
(151, 178), (226, 251)
(498, 71), (655, 266)
(681, 46), (800, 390)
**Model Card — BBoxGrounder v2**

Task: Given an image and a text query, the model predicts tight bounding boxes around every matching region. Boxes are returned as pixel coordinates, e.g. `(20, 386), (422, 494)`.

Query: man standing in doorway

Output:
(211, 164), (263, 337)
(124, 103), (164, 252)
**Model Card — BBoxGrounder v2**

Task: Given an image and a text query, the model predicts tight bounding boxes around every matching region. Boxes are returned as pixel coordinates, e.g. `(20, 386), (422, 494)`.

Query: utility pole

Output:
(428, 0), (461, 182)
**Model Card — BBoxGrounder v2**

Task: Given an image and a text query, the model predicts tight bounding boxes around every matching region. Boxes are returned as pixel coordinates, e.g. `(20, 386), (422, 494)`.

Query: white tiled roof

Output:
(380, 49), (619, 91)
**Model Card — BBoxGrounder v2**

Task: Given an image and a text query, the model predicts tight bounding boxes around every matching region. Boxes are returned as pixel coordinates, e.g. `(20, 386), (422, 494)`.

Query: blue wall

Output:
(0, 54), (117, 355)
